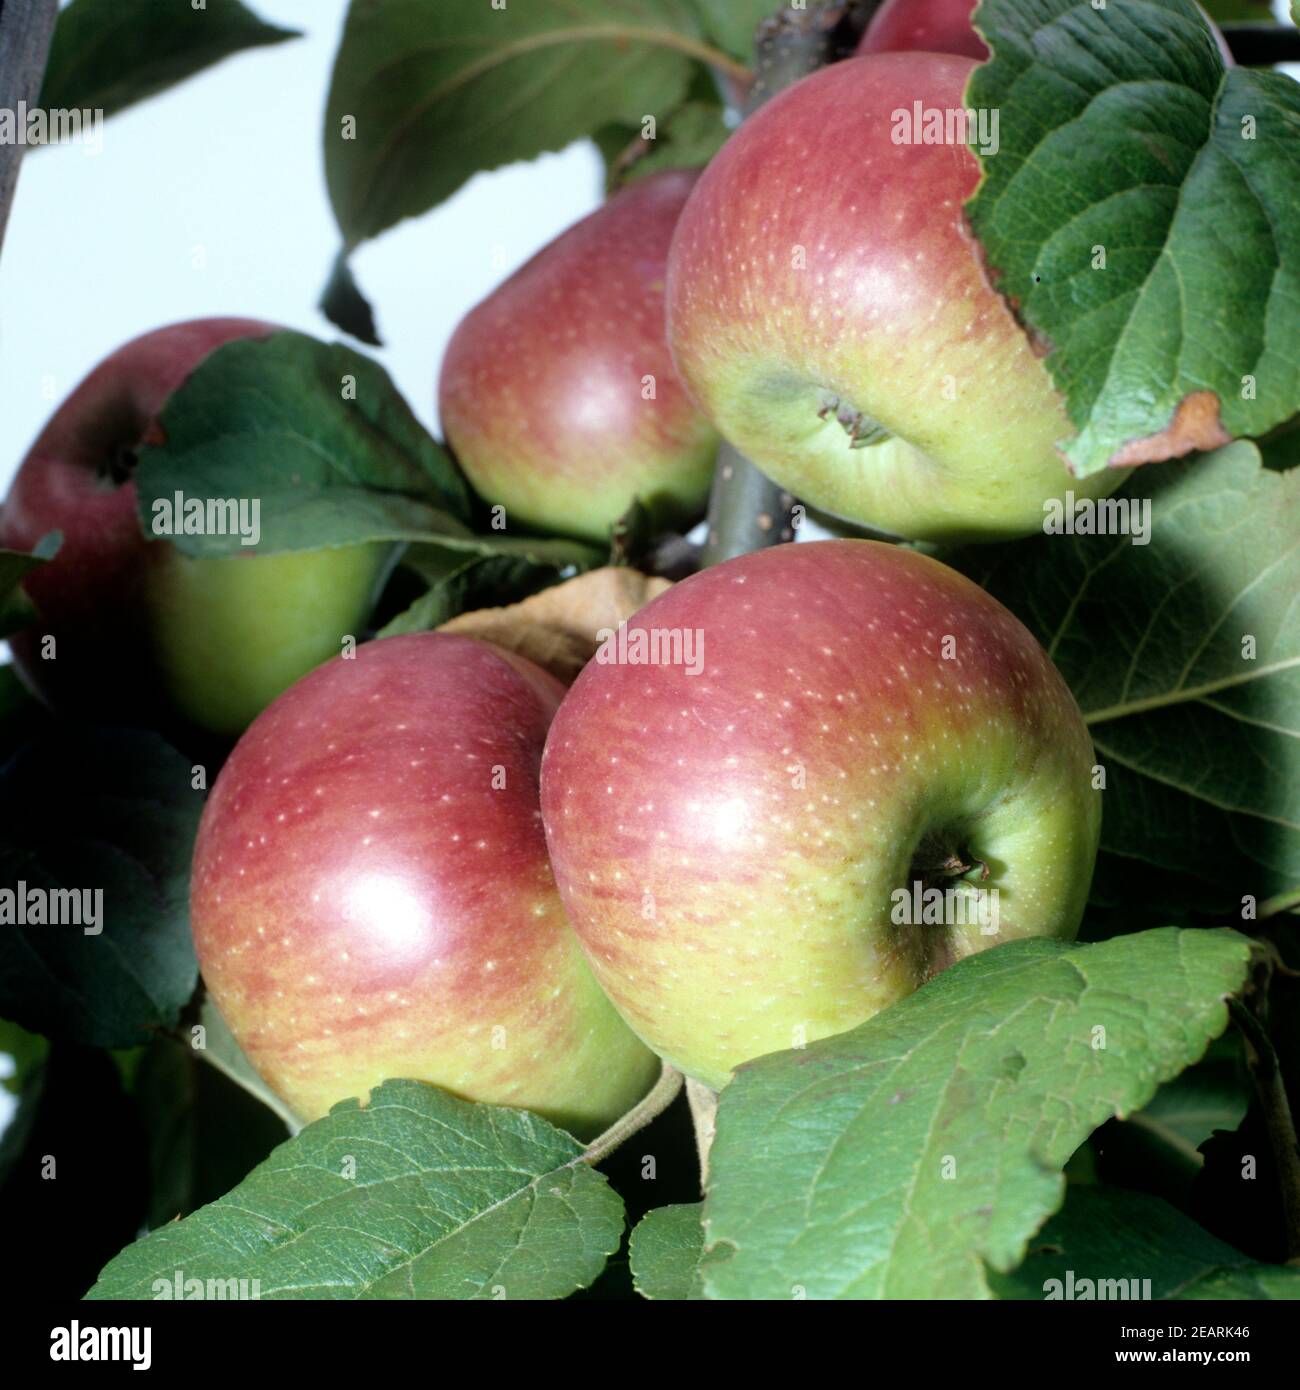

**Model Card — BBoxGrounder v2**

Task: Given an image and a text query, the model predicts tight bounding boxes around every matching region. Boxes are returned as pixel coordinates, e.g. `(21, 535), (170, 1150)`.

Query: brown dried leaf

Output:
(438, 567), (671, 684)
(1107, 391), (1233, 468)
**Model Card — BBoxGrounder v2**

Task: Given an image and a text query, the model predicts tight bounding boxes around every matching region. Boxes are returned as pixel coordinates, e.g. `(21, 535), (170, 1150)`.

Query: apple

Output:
(540, 540), (1101, 1090)
(858, 0), (988, 60)
(191, 630), (660, 1136)
(856, 0), (1233, 66)
(0, 319), (395, 737)
(666, 52), (1132, 543)
(439, 169), (720, 544)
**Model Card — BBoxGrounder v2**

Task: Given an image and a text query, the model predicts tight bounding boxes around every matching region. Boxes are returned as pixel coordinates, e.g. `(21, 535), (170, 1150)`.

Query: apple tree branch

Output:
(0, 0), (57, 263)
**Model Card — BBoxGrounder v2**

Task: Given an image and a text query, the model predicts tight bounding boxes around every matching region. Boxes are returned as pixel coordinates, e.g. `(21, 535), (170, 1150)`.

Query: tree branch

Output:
(0, 0), (58, 263)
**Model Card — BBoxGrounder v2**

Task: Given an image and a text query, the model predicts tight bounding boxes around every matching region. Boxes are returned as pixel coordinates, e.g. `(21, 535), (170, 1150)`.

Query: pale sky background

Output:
(0, 0), (603, 482)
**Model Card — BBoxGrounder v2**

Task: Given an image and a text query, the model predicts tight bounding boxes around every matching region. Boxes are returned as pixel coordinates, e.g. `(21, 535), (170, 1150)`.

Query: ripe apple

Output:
(858, 0), (988, 60)
(857, 0), (1233, 66)
(0, 319), (395, 737)
(439, 169), (719, 544)
(191, 631), (660, 1136)
(540, 540), (1101, 1090)
(666, 52), (1131, 543)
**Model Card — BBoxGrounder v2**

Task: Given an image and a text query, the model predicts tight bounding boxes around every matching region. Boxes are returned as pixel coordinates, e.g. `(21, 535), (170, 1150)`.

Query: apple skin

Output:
(439, 169), (720, 544)
(666, 53), (1129, 543)
(0, 319), (394, 737)
(191, 631), (660, 1136)
(858, 0), (988, 60)
(857, 0), (1233, 66)
(540, 540), (1101, 1090)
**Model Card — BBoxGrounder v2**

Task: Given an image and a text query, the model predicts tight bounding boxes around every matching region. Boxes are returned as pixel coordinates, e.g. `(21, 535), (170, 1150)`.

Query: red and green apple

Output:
(191, 630), (659, 1136)
(0, 319), (394, 737)
(440, 169), (719, 544)
(540, 540), (1101, 1090)
(858, 0), (988, 60)
(856, 0), (1232, 66)
(666, 52), (1130, 542)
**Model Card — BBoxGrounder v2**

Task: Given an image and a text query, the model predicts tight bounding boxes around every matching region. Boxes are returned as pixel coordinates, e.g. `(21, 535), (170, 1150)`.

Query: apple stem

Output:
(746, 2), (875, 112)
(1228, 994), (1300, 1264)
(702, 441), (797, 566)
(580, 1061), (684, 1167)
(0, 0), (57, 262)
(685, 1077), (720, 1189)
(699, 2), (875, 569)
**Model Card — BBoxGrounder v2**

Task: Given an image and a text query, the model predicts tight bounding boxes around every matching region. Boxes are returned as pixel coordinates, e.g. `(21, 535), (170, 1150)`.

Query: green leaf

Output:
(595, 121), (642, 188)
(958, 443), (1300, 904)
(134, 330), (475, 558)
(382, 554), (549, 637)
(319, 251), (381, 348)
(967, 0), (1300, 476)
(1113, 1041), (1247, 1166)
(134, 1039), (289, 1230)
(629, 1203), (706, 1299)
(682, 0), (772, 61)
(1200, 1), (1274, 19)
(323, 0), (735, 250)
(190, 994), (301, 1135)
(425, 532), (606, 570)
(702, 928), (1252, 1300)
(1088, 1036), (1249, 1205)
(599, 62), (727, 189)
(379, 532), (603, 637)
(1124, 1040), (1248, 1156)
(40, 0), (298, 125)
(1178, 1265), (1300, 1297)
(989, 1185), (1300, 1299)
(88, 1080), (625, 1300)
(0, 729), (202, 1048)
(620, 101), (732, 184)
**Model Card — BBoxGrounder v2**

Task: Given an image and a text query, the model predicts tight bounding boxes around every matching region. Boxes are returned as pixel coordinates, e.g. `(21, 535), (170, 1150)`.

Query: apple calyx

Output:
(817, 393), (892, 449)
(99, 442), (139, 488)
(909, 833), (992, 893)
(937, 851), (991, 883)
